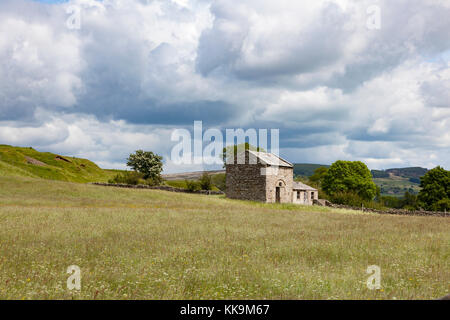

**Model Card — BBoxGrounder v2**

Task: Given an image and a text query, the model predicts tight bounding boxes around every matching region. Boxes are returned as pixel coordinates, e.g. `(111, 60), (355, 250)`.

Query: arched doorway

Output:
(275, 180), (286, 203)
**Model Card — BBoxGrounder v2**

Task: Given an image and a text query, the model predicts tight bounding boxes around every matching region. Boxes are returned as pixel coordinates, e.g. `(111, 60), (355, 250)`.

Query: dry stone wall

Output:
(92, 183), (224, 195)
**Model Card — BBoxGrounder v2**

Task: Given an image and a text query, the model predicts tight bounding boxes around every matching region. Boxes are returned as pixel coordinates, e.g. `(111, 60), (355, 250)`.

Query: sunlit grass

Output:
(0, 175), (448, 299)
(0, 145), (121, 183)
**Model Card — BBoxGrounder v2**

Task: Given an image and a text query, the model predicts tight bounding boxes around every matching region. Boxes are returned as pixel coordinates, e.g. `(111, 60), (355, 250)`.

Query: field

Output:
(0, 175), (448, 300)
(374, 176), (422, 197)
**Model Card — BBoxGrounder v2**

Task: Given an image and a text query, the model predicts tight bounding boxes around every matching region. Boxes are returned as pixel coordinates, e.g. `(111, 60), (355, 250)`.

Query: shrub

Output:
(330, 191), (385, 210)
(164, 180), (188, 189)
(212, 173), (226, 191)
(433, 198), (450, 211)
(185, 180), (200, 192)
(108, 171), (143, 185)
(143, 175), (162, 186)
(199, 173), (213, 190)
(108, 171), (161, 186)
(329, 191), (366, 207)
(379, 195), (403, 209)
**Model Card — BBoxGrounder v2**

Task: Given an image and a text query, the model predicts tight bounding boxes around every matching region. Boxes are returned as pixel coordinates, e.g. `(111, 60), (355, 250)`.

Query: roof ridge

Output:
(244, 150), (292, 167)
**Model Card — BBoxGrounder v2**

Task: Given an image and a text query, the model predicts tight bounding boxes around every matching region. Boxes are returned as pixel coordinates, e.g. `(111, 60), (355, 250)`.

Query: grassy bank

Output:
(0, 145), (120, 183)
(0, 175), (448, 299)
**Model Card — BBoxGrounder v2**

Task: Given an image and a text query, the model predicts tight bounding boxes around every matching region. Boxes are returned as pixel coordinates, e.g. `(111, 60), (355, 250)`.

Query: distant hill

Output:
(386, 167), (428, 179)
(0, 144), (431, 196)
(162, 170), (225, 181)
(293, 162), (429, 197)
(293, 163), (330, 177)
(371, 167), (428, 179)
(0, 145), (120, 183)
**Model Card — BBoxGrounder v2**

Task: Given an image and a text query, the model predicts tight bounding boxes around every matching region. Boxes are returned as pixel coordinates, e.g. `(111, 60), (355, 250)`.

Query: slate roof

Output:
(293, 181), (317, 191)
(246, 150), (293, 168)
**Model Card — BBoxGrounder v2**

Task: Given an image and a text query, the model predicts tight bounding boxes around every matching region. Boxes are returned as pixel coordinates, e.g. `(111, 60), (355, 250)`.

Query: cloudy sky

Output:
(0, 0), (449, 172)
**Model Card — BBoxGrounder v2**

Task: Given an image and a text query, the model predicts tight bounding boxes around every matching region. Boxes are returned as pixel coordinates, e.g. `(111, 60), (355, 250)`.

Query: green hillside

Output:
(374, 176), (422, 197)
(293, 163), (330, 177)
(372, 167), (428, 197)
(0, 145), (119, 183)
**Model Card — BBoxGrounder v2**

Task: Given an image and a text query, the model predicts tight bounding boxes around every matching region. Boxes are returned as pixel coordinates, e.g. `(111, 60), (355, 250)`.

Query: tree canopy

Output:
(308, 167), (329, 187)
(222, 143), (264, 166)
(417, 166), (450, 211)
(126, 150), (163, 182)
(322, 160), (377, 201)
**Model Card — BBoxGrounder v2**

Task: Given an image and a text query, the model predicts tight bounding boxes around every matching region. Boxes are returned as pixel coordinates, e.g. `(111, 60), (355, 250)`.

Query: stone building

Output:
(292, 181), (319, 205)
(225, 150), (318, 204)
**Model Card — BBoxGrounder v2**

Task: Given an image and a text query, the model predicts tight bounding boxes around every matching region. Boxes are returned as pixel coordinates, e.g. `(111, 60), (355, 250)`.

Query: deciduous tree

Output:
(322, 160), (377, 201)
(417, 166), (450, 211)
(126, 150), (163, 183)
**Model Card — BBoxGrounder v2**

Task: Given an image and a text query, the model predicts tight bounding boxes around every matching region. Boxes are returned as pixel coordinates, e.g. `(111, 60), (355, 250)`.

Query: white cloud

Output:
(0, 8), (83, 120)
(0, 0), (449, 171)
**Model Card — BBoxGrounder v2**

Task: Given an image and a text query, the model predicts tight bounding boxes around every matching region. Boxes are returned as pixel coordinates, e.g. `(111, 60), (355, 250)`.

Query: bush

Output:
(330, 191), (385, 210)
(432, 198), (450, 211)
(164, 180), (188, 189)
(185, 180), (200, 192)
(108, 171), (161, 186)
(199, 173), (213, 191)
(329, 191), (365, 207)
(143, 175), (162, 186)
(379, 195), (403, 209)
(212, 173), (226, 191)
(108, 171), (143, 185)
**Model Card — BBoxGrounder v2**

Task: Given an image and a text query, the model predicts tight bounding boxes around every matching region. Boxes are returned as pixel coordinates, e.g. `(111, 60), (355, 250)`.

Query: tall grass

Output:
(0, 175), (448, 299)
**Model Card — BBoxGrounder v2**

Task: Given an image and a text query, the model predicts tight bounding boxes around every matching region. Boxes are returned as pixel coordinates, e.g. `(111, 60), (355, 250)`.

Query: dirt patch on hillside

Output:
(55, 155), (72, 163)
(25, 156), (46, 166)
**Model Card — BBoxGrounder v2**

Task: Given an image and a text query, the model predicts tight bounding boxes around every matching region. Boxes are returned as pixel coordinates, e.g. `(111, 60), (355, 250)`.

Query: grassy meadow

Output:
(0, 175), (448, 300)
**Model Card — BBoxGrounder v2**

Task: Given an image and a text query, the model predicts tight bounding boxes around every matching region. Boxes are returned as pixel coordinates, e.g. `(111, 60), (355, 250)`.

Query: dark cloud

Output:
(1, 0), (449, 171)
(75, 98), (237, 125)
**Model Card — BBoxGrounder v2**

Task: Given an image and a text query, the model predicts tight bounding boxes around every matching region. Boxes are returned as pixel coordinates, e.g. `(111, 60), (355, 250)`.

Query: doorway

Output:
(276, 187), (281, 203)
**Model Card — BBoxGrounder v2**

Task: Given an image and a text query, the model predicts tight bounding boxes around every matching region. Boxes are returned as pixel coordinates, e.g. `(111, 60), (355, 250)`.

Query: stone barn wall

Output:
(265, 167), (294, 203)
(226, 163), (267, 202)
(292, 189), (318, 205)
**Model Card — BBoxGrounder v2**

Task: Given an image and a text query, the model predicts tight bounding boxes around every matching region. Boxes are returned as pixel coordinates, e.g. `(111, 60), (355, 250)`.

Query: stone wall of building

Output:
(292, 189), (318, 205)
(226, 163), (267, 202)
(265, 167), (293, 203)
